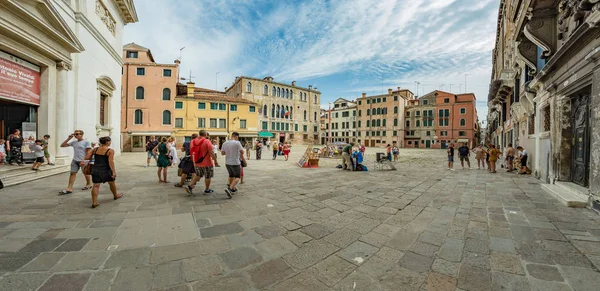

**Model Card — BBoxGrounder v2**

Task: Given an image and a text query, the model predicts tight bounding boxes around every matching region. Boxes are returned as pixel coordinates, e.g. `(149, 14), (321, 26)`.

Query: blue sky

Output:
(124, 0), (499, 124)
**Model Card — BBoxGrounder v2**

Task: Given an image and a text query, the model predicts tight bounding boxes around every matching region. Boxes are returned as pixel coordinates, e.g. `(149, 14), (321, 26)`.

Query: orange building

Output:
(120, 43), (179, 151)
(434, 91), (479, 148)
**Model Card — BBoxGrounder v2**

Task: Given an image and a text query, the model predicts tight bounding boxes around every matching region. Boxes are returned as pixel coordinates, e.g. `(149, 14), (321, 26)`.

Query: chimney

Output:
(187, 82), (195, 97)
(308, 85), (312, 91)
(388, 88), (392, 95)
(314, 87), (318, 91)
(362, 93), (366, 98)
(174, 59), (180, 65)
(224, 87), (228, 91)
(292, 81), (296, 86)
(397, 87), (400, 91)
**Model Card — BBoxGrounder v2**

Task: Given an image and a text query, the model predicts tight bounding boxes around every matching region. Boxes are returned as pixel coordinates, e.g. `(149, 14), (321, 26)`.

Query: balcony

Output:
(488, 69), (515, 104)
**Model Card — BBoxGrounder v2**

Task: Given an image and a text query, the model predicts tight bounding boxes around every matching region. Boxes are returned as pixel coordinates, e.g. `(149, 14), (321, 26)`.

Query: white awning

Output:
(129, 132), (173, 136)
(457, 138), (469, 143)
(206, 131), (228, 136)
(238, 133), (258, 137)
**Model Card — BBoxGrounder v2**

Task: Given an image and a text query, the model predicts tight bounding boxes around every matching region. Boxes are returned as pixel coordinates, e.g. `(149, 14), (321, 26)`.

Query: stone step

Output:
(541, 182), (589, 208)
(0, 165), (70, 187)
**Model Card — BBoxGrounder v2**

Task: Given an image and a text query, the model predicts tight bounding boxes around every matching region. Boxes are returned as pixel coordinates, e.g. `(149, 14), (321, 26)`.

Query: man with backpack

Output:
(185, 130), (219, 196)
(145, 136), (158, 167)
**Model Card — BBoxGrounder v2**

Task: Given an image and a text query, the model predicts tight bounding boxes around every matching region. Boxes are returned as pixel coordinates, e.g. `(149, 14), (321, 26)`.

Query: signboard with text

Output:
(0, 52), (41, 105)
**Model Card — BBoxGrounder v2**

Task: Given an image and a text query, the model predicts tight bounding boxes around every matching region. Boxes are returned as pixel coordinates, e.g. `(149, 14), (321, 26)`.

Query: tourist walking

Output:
(488, 145), (501, 173)
(272, 142), (279, 160)
(84, 136), (123, 208)
(212, 139), (220, 167)
(458, 142), (471, 169)
(175, 134), (197, 187)
(278, 143), (283, 156)
(6, 129), (24, 166)
(28, 139), (45, 171)
(386, 144), (392, 161)
(168, 137), (180, 167)
(221, 132), (246, 198)
(42, 134), (54, 165)
(59, 130), (92, 194)
(360, 143), (366, 156)
(245, 141), (251, 160)
(145, 136), (158, 167)
(186, 130), (219, 195)
(341, 142), (353, 170)
(392, 143), (399, 162)
(473, 144), (485, 169)
(505, 143), (515, 172)
(153, 137), (171, 183)
(447, 143), (455, 170)
(0, 139), (6, 164)
(283, 143), (291, 161)
(517, 146), (528, 174)
(266, 140), (271, 150)
(255, 140), (263, 160)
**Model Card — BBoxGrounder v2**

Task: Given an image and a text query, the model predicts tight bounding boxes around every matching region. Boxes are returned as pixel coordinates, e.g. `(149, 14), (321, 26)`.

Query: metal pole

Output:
(328, 103), (331, 145)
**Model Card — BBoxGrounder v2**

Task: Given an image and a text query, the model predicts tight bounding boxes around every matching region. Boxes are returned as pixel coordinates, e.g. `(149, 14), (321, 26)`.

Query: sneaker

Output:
(145, 165), (149, 168)
(203, 189), (214, 194)
(224, 188), (232, 199)
(184, 186), (194, 196)
(174, 183), (183, 188)
(450, 168), (455, 171)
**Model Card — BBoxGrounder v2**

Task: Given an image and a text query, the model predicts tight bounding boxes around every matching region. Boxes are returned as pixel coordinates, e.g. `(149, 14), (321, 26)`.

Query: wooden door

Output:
(571, 95), (590, 187)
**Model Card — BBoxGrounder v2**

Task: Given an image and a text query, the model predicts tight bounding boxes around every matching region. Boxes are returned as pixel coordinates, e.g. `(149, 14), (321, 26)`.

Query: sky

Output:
(124, 0), (499, 125)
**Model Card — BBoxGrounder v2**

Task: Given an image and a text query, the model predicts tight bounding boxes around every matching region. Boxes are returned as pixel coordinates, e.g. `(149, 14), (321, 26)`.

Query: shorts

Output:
(520, 156), (528, 167)
(70, 160), (86, 173)
(226, 165), (241, 178)
(147, 151), (157, 159)
(194, 166), (214, 179)
(44, 150), (50, 158)
(35, 157), (45, 163)
(507, 156), (514, 161)
(448, 156), (454, 162)
(459, 155), (469, 162)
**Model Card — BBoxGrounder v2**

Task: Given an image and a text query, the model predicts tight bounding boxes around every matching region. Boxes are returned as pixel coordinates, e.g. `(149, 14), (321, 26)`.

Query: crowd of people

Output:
(1, 129), (54, 168)
(446, 142), (529, 174)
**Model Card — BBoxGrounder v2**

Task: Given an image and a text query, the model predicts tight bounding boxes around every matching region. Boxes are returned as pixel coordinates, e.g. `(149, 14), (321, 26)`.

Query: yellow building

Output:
(173, 82), (259, 146)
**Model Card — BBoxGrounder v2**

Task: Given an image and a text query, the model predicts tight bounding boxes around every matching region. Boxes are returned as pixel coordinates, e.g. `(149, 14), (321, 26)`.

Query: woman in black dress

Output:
(84, 136), (123, 208)
(6, 129), (24, 165)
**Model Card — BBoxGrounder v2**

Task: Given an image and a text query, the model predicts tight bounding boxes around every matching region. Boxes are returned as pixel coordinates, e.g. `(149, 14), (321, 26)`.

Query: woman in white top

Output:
(168, 137), (179, 166)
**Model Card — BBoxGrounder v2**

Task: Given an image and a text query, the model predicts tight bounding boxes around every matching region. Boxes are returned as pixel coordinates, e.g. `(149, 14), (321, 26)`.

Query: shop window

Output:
(134, 109), (143, 124)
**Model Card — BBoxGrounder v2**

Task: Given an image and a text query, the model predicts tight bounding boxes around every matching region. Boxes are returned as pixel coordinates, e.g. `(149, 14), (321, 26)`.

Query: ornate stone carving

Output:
(56, 61), (72, 70)
(516, 39), (538, 74)
(524, 8), (557, 59)
(95, 0), (116, 36)
(558, 0), (598, 41)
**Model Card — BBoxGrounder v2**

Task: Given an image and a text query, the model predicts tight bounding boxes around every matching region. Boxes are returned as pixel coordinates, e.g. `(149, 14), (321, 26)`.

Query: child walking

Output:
(29, 139), (45, 171)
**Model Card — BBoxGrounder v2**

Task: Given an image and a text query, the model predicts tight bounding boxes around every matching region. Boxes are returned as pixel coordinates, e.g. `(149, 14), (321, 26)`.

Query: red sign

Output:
(0, 54), (41, 105)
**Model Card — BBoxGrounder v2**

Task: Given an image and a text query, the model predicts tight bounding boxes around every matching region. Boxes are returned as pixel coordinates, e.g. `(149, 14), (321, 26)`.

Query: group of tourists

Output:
(447, 142), (529, 174)
(1, 129), (54, 168)
(339, 142), (367, 171)
(271, 142), (291, 161)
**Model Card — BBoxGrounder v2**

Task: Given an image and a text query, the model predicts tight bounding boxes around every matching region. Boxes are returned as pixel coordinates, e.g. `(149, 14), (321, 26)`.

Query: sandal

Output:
(113, 193), (124, 200)
(91, 203), (100, 208)
(58, 190), (72, 195)
(81, 185), (92, 190)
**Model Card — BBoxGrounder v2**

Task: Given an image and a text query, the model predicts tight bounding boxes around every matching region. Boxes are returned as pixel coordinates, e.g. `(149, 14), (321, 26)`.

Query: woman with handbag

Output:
(84, 136), (123, 208)
(153, 137), (171, 183)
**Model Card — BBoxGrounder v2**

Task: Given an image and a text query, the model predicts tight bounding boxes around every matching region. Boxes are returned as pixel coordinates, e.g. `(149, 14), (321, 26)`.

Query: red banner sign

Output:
(0, 54), (41, 105)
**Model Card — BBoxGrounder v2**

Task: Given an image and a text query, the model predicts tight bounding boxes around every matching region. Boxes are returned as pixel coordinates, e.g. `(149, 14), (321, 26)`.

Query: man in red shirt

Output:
(185, 130), (219, 195)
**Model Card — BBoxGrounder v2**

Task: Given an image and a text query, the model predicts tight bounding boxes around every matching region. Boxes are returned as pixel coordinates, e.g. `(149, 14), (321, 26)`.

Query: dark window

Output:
(175, 101), (183, 109)
(394, 118), (398, 126)
(358, 110), (362, 116)
(136, 67), (145, 75)
(366, 109), (370, 116)
(230, 104), (237, 111)
(219, 103), (226, 110)
(210, 103), (218, 110)
(394, 96), (398, 101)
(459, 131), (466, 136)
(246, 82), (252, 92)
(134, 109), (143, 124)
(163, 69), (172, 77)
(394, 106), (398, 114)
(198, 102), (206, 109)
(358, 101), (362, 105)
(126, 51), (138, 58)
(460, 108), (466, 114)
(249, 106), (256, 112)
(444, 98), (449, 104)
(262, 121), (268, 130)
(162, 110), (171, 125)
(162, 88), (171, 100)
(198, 118), (205, 128)
(342, 111), (349, 117)
(460, 119), (466, 126)
(135, 86), (144, 99)
(175, 118), (183, 128)
(423, 100), (429, 105)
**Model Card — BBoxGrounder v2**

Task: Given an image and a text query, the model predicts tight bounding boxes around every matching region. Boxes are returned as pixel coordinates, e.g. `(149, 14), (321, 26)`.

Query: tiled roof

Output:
(176, 86), (258, 105)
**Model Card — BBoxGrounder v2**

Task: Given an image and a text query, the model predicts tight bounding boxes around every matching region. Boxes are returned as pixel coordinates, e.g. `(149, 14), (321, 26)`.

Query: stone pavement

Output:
(1, 148), (600, 291)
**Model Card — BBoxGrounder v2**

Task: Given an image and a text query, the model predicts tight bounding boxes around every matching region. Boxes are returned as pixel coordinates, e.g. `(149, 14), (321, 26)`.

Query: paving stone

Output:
(0, 251), (42, 271)
(82, 237), (112, 252)
(83, 269), (118, 291)
(462, 252), (490, 270)
(587, 254), (600, 270)
(379, 266), (427, 290)
(432, 258), (459, 277)
(489, 227), (512, 238)
(356, 255), (395, 278)
(151, 241), (199, 264)
(104, 247), (150, 268)
(153, 261), (186, 289)
(19, 238), (66, 253)
(375, 246), (405, 263)
(248, 258), (295, 289)
(398, 251), (434, 273)
(526, 264), (563, 282)
(38, 273), (91, 291)
(218, 246), (263, 270)
(89, 219), (123, 228)
(358, 231), (389, 248)
(510, 225), (536, 242)
(195, 218), (212, 229)
(344, 217), (380, 234)
(438, 238), (465, 262)
(372, 223), (401, 237)
(535, 229), (567, 241)
(163, 284), (192, 291)
(199, 222), (244, 238)
(457, 264), (491, 291)
(256, 236), (298, 260)
(491, 271), (530, 291)
(425, 271), (457, 291)
(305, 255), (356, 287)
(409, 240), (439, 258)
(550, 251), (595, 268)
(111, 266), (154, 291)
(490, 252), (524, 275)
(490, 236), (516, 253)
(570, 240), (600, 255)
(324, 228), (362, 248)
(300, 223), (332, 239)
(182, 255), (222, 281)
(517, 242), (554, 264)
(332, 268), (383, 291)
(279, 220), (302, 231)
(284, 230), (313, 247)
(0, 272), (49, 291)
(464, 238), (490, 254)
(54, 238), (89, 252)
(52, 251), (109, 271)
(272, 272), (330, 291)
(560, 266), (600, 291)
(4, 228), (46, 239)
(529, 278), (573, 291)
(337, 241), (379, 265)
(386, 230), (419, 251)
(21, 252), (66, 271)
(197, 237), (231, 255)
(282, 239), (339, 269)
(419, 230), (446, 246)
(226, 230), (264, 248)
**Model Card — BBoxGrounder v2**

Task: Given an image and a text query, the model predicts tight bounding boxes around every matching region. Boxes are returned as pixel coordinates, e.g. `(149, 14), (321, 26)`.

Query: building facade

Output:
(486, 0), (600, 208)
(120, 43), (178, 151)
(226, 76), (321, 144)
(0, 0), (137, 161)
(323, 98), (358, 144)
(404, 91), (438, 148)
(174, 83), (259, 146)
(356, 88), (414, 147)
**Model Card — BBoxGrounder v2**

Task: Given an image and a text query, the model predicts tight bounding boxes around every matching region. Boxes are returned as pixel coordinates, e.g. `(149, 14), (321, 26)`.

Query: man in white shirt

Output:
(221, 132), (246, 199)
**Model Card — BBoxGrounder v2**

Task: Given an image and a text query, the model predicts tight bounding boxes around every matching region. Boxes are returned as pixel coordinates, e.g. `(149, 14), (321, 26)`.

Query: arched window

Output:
(377, 119), (381, 126)
(162, 110), (171, 125)
(264, 85), (268, 95)
(314, 95), (317, 103)
(285, 89), (289, 98)
(314, 112), (317, 121)
(358, 120), (361, 127)
(263, 105), (268, 116)
(272, 86), (276, 96)
(135, 86), (144, 99)
(290, 108), (293, 119)
(162, 88), (171, 100)
(377, 108), (381, 115)
(416, 120), (420, 127)
(277, 87), (281, 97)
(271, 104), (275, 117)
(366, 109), (370, 115)
(383, 108), (387, 114)
(303, 110), (307, 120)
(134, 109), (143, 124)
(394, 106), (398, 114)
(290, 90), (293, 99)
(246, 82), (252, 92)
(394, 118), (398, 126)
(276, 105), (280, 118)
(383, 119), (386, 127)
(285, 106), (289, 119)
(367, 120), (370, 127)
(460, 119), (466, 126)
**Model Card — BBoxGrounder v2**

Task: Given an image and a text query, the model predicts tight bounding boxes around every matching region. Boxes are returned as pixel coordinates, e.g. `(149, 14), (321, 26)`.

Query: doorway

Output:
(570, 94), (590, 187)
(414, 141), (419, 148)
(0, 100), (37, 139)
(425, 140), (431, 148)
(369, 140), (375, 147)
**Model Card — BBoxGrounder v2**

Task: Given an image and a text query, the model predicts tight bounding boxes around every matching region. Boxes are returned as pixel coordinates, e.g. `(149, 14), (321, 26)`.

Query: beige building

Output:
(323, 98), (357, 144)
(356, 88), (414, 147)
(226, 76), (321, 144)
(404, 92), (437, 148)
(120, 43), (179, 151)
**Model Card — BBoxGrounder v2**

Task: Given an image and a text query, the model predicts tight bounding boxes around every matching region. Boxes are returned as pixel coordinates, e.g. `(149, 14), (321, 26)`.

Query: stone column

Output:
(590, 68), (600, 198)
(54, 62), (74, 163)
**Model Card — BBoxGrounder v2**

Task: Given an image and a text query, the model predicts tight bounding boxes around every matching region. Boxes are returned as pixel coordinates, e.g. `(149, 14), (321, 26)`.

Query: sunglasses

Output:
(74, 133), (82, 136)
